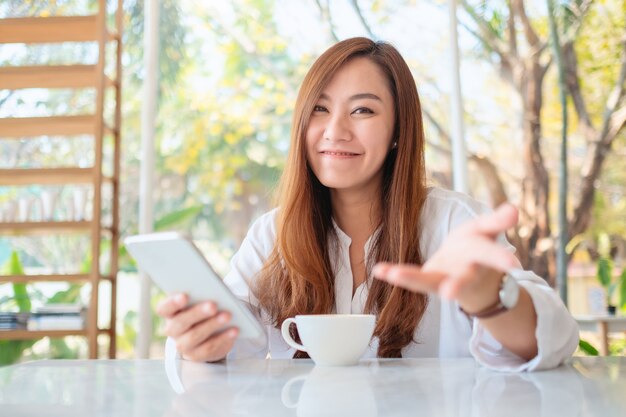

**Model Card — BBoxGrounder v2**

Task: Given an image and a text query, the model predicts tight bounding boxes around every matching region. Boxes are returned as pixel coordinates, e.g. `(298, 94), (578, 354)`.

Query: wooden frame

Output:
(0, 115), (114, 138)
(0, 0), (122, 360)
(0, 16), (118, 44)
(0, 65), (116, 90)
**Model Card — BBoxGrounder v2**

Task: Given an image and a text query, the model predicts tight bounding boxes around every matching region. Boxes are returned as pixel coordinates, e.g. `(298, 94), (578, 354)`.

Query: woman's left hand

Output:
(372, 203), (521, 314)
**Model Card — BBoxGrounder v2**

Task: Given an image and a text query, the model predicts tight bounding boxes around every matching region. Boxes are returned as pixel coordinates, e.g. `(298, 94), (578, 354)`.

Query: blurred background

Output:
(0, 0), (625, 363)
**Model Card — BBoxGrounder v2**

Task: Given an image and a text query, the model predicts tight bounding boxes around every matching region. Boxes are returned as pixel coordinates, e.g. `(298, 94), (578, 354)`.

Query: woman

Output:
(158, 37), (578, 371)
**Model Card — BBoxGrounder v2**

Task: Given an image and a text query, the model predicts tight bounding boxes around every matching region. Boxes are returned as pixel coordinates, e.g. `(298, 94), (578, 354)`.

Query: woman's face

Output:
(305, 57), (395, 196)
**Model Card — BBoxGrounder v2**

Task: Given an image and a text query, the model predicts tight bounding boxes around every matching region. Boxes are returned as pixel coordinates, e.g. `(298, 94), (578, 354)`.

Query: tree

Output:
(147, 0), (295, 244)
(453, 0), (626, 282)
(326, 0), (626, 284)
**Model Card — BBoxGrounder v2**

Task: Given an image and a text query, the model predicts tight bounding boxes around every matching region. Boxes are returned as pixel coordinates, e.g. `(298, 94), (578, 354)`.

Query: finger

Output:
(453, 237), (519, 273)
(460, 203), (518, 238)
(156, 293), (189, 318)
(373, 263), (447, 293)
(176, 311), (233, 352)
(371, 262), (393, 278)
(185, 328), (239, 362)
(165, 301), (217, 338)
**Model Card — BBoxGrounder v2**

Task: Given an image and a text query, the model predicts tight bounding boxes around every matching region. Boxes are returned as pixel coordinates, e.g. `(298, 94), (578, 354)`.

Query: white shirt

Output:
(166, 187), (578, 372)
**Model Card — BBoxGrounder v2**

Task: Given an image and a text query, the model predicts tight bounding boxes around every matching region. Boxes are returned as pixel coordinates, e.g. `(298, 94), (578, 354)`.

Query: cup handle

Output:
(280, 375), (307, 408)
(281, 318), (307, 352)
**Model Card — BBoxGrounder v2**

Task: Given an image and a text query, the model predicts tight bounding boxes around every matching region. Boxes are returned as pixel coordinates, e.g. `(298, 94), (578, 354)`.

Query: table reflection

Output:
(0, 357), (623, 417)
(162, 357), (624, 417)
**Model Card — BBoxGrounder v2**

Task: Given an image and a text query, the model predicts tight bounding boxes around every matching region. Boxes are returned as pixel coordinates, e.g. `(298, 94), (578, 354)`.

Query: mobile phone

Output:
(124, 231), (265, 341)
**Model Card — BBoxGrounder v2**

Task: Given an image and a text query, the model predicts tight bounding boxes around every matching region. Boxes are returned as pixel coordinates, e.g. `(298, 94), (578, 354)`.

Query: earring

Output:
(392, 141), (398, 149)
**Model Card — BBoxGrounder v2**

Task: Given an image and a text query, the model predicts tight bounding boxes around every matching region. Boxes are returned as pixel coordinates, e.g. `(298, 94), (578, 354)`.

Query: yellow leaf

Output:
(240, 124), (254, 136)
(224, 132), (238, 145)
(209, 124), (223, 136)
(276, 105), (287, 115)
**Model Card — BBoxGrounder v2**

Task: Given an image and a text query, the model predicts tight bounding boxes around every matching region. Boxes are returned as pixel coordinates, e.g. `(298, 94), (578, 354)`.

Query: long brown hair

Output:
(255, 37), (428, 358)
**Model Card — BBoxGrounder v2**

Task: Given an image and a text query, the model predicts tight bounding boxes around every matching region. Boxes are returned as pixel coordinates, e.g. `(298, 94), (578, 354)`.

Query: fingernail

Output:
(175, 294), (186, 305)
(218, 313), (229, 324)
(203, 303), (213, 314)
(228, 329), (238, 338)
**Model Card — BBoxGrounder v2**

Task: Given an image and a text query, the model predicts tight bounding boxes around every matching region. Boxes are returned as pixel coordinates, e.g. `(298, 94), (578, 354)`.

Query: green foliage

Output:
(46, 285), (82, 305)
(0, 341), (33, 367)
(48, 339), (77, 359)
(608, 338), (626, 356)
(0, 251), (83, 366)
(154, 205), (204, 231)
(597, 257), (612, 288)
(146, 0), (300, 242)
(116, 310), (138, 353)
(595, 256), (626, 309)
(594, 232), (626, 309)
(123, 0), (187, 91)
(620, 268), (626, 310)
(115, 292), (167, 357)
(0, 252), (35, 366)
(6, 252), (30, 314)
(578, 339), (599, 356)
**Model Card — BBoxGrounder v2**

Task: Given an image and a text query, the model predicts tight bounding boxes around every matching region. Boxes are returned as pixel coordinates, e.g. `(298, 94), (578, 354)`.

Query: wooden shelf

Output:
(0, 328), (111, 341)
(0, 274), (115, 283)
(0, 221), (92, 235)
(0, 221), (115, 236)
(0, 274), (89, 283)
(0, 16), (113, 44)
(0, 115), (116, 138)
(0, 329), (86, 340)
(0, 167), (115, 185)
(0, 3), (122, 360)
(0, 65), (117, 90)
(0, 167), (95, 186)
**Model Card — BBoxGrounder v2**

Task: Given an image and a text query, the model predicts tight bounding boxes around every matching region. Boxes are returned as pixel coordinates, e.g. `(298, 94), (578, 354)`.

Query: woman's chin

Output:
(318, 179), (355, 190)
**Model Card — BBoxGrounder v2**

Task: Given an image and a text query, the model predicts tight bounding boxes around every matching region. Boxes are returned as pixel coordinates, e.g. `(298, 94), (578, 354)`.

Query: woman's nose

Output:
(323, 114), (351, 142)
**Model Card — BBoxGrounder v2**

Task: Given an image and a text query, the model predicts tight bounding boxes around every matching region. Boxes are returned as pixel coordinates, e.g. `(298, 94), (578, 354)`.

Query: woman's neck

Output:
(330, 187), (381, 242)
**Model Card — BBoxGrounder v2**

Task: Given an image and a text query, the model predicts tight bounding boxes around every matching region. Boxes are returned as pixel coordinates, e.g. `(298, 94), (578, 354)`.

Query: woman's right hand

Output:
(156, 293), (239, 362)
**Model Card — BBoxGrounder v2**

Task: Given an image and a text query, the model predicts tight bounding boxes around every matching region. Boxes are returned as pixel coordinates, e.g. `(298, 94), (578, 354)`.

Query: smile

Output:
(320, 151), (360, 156)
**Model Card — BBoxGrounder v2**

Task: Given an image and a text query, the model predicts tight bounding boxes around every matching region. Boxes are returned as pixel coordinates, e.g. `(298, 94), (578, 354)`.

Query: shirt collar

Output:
(331, 217), (381, 258)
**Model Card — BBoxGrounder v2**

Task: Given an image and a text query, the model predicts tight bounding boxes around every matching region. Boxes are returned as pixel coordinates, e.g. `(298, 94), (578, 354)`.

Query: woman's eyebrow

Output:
(318, 92), (382, 101)
(349, 93), (382, 101)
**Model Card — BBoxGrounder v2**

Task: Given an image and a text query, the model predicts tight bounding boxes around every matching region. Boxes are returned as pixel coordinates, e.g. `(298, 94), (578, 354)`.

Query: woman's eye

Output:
(313, 105), (328, 113)
(352, 107), (374, 115)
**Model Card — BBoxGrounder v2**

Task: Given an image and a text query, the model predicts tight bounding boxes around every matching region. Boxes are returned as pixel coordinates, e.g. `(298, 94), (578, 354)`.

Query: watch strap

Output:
(459, 300), (508, 319)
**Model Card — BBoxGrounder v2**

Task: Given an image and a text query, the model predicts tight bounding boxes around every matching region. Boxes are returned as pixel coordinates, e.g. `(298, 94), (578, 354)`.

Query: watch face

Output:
(499, 275), (520, 309)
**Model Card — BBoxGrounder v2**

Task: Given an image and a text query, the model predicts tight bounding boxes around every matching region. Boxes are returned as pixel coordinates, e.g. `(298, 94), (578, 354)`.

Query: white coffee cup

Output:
(280, 314), (375, 366)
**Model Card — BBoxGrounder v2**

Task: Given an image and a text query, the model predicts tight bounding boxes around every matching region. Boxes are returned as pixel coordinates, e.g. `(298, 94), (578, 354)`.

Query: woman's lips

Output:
(320, 151), (360, 157)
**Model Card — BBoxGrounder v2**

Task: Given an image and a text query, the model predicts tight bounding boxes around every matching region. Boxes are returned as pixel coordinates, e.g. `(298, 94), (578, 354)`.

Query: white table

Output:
(1, 357), (625, 416)
(575, 315), (626, 355)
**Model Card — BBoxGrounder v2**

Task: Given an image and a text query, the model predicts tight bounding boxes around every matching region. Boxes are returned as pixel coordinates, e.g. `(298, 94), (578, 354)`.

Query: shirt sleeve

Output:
(434, 190), (579, 371)
(468, 268), (579, 371)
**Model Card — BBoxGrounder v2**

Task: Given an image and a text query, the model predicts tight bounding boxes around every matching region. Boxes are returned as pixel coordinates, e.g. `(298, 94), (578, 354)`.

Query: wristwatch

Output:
(460, 274), (520, 319)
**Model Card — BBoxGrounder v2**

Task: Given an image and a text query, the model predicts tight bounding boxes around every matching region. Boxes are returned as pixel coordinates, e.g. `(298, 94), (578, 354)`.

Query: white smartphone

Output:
(124, 231), (265, 341)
